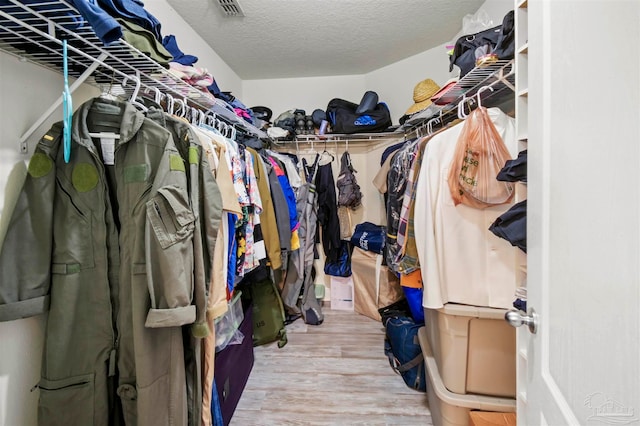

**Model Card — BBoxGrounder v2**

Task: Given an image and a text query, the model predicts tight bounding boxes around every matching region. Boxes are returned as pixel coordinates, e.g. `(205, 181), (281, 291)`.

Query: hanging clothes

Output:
(384, 139), (419, 271)
(145, 108), (225, 426)
(268, 155), (300, 250)
(281, 155), (324, 325)
(246, 147), (282, 270)
(186, 123), (243, 426)
(239, 144), (264, 274)
(0, 97), (209, 425)
(266, 150), (303, 190)
(263, 155), (292, 252)
(414, 107), (520, 310)
(314, 160), (341, 263)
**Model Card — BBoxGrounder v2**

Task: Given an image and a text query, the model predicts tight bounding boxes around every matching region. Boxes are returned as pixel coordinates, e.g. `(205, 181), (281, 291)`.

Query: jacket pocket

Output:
(38, 373), (94, 426)
(147, 186), (195, 249)
(54, 179), (95, 269)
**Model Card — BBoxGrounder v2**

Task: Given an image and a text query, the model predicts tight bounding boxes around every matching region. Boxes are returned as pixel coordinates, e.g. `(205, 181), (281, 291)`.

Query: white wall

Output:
(242, 74), (367, 120)
(365, 42), (455, 124)
(145, 0), (243, 97)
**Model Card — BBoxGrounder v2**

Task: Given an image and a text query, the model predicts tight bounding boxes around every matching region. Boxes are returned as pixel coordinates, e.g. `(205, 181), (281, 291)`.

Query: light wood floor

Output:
(231, 308), (432, 425)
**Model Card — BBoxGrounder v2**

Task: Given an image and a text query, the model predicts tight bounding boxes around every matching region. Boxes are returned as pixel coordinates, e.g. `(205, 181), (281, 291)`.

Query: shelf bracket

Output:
(496, 66), (516, 93)
(18, 53), (108, 154)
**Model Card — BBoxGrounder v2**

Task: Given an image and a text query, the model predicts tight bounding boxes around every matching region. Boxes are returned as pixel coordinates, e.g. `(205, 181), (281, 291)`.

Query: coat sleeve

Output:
(144, 135), (197, 328)
(0, 124), (62, 321)
(193, 145), (222, 337)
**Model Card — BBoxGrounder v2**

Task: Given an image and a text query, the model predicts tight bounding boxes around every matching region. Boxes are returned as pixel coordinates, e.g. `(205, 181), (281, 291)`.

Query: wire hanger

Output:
(62, 39), (72, 163)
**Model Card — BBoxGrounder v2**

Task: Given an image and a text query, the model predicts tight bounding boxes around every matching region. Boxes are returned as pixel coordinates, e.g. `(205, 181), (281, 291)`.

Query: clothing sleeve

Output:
(144, 136), (197, 328)
(0, 127), (61, 321)
(267, 166), (292, 251)
(192, 143), (222, 337)
(68, 0), (122, 44)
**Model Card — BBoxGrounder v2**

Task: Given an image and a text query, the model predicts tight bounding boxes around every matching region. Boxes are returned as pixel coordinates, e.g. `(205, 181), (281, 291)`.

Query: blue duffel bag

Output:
(383, 314), (426, 392)
(350, 222), (386, 254)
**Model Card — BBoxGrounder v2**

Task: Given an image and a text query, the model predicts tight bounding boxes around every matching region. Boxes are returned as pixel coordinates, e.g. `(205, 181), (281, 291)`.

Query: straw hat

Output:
(405, 78), (441, 116)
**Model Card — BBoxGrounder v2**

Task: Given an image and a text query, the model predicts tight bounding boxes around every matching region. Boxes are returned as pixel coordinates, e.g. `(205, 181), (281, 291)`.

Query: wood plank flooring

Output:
(231, 308), (432, 425)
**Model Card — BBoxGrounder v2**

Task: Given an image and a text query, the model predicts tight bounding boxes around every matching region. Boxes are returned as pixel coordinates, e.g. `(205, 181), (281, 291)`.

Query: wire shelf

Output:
(401, 59), (515, 136)
(0, 0), (267, 143)
(281, 60), (515, 145)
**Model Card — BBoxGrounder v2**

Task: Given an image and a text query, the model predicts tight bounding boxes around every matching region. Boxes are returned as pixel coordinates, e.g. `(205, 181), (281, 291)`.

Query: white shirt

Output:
(414, 108), (523, 309)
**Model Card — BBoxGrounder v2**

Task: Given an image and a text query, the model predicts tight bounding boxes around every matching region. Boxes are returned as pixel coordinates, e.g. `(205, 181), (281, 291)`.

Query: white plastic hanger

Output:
(457, 93), (469, 120)
(122, 74), (147, 112)
(475, 85), (494, 108)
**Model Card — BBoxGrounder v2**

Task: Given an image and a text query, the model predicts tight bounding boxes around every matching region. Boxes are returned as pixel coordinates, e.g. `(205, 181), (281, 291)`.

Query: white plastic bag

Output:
(462, 9), (493, 34)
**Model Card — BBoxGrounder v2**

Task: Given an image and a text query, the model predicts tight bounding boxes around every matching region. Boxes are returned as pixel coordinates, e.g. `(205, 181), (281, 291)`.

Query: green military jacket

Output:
(0, 98), (200, 425)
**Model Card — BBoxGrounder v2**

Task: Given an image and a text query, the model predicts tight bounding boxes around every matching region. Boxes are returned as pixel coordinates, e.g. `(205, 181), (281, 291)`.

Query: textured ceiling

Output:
(166, 0), (484, 79)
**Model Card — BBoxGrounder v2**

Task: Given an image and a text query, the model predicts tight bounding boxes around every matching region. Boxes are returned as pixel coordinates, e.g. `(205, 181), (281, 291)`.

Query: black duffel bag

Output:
(326, 98), (392, 134)
(449, 10), (515, 78)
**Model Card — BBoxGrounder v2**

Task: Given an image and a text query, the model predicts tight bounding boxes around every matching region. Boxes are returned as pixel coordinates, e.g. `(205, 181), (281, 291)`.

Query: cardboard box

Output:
(469, 411), (517, 426)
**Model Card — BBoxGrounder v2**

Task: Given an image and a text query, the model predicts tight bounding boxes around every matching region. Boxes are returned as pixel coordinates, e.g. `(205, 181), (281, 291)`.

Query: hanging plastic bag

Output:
(447, 107), (514, 209)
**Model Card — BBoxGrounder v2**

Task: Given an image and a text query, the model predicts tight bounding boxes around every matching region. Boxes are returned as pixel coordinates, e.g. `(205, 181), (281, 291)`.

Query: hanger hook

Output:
(153, 87), (162, 104)
(166, 95), (174, 115)
(457, 94), (469, 119)
(122, 73), (141, 104)
(476, 85), (494, 108)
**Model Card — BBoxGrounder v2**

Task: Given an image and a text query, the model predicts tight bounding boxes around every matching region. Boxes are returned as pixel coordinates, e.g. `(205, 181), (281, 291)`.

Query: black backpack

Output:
(326, 98), (392, 134)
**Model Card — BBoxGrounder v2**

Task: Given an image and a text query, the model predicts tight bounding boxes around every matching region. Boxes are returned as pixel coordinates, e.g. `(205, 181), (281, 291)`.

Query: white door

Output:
(513, 1), (640, 424)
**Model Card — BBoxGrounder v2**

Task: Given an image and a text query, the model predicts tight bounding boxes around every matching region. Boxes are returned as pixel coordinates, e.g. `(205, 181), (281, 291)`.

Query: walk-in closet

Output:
(0, 1), (638, 426)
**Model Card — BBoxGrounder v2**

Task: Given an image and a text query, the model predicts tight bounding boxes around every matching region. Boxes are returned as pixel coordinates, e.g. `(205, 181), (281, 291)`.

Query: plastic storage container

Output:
(418, 327), (515, 426)
(424, 303), (516, 398)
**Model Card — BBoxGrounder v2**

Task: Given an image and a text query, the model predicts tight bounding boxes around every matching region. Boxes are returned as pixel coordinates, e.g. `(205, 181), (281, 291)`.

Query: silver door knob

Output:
(505, 308), (538, 334)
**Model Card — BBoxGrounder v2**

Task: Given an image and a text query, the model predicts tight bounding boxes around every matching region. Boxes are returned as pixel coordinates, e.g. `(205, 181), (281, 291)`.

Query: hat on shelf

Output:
(251, 106), (273, 124)
(405, 78), (441, 116)
(430, 77), (460, 106)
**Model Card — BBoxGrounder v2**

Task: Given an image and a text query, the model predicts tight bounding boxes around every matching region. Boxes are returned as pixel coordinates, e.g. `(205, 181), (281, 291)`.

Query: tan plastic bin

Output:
(418, 327), (515, 426)
(424, 304), (516, 398)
